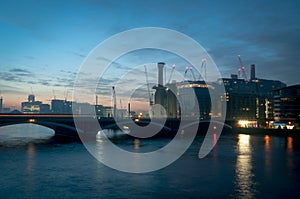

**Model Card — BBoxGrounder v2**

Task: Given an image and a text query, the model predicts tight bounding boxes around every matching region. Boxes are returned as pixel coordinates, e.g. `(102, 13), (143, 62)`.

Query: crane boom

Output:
(199, 58), (207, 80)
(184, 66), (189, 80)
(189, 67), (196, 81)
(238, 55), (248, 80)
(238, 67), (241, 78)
(167, 64), (176, 84)
(64, 88), (69, 101)
(52, 89), (56, 100)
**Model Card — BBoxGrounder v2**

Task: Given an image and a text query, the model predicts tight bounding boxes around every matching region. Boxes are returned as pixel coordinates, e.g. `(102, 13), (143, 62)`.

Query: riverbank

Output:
(231, 127), (300, 137)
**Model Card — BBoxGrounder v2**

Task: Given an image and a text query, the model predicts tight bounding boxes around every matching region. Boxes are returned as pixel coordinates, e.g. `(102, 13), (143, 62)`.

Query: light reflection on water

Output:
(286, 136), (294, 175)
(0, 127), (300, 198)
(235, 134), (256, 198)
(264, 135), (271, 174)
(287, 137), (293, 153)
(25, 143), (36, 194)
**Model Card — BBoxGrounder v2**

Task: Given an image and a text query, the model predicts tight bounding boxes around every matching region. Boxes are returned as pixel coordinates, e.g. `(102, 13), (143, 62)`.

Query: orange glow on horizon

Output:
(1, 91), (150, 112)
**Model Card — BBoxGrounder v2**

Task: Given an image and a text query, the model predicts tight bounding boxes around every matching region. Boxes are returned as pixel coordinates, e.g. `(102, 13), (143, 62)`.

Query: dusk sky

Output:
(0, 0), (299, 110)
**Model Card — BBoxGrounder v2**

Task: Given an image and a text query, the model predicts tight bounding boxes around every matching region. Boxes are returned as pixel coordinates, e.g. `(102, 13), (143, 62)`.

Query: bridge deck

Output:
(0, 114), (232, 139)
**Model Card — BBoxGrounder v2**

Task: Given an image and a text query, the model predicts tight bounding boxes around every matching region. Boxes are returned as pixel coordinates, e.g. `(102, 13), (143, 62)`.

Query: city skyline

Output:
(0, 0), (300, 109)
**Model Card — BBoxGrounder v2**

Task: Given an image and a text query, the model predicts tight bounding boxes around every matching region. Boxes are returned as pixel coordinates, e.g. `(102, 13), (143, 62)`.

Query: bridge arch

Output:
(0, 120), (82, 138)
(0, 123), (55, 139)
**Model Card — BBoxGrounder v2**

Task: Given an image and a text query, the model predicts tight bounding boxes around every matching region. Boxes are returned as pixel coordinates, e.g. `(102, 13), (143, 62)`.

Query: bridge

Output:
(0, 114), (233, 140)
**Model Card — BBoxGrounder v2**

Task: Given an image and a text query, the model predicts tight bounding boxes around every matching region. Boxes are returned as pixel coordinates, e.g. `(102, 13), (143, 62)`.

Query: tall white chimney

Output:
(157, 62), (165, 87)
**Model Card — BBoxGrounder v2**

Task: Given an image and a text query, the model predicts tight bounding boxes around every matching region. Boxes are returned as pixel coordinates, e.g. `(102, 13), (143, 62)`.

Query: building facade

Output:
(176, 81), (212, 119)
(21, 95), (50, 114)
(217, 77), (286, 125)
(273, 85), (300, 128)
(51, 99), (72, 114)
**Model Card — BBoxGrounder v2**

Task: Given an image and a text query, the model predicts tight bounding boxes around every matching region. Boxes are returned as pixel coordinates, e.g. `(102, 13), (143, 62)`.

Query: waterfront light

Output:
(237, 120), (257, 128)
(28, 118), (36, 123)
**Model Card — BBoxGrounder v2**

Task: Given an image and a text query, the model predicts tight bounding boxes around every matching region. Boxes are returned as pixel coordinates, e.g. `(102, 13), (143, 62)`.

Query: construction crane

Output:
(120, 99), (123, 109)
(237, 67), (241, 78)
(189, 67), (196, 81)
(184, 66), (189, 80)
(112, 86), (117, 118)
(144, 65), (153, 106)
(184, 66), (196, 81)
(52, 89), (56, 100)
(64, 88), (69, 101)
(238, 54), (248, 81)
(167, 64), (176, 84)
(201, 58), (207, 80)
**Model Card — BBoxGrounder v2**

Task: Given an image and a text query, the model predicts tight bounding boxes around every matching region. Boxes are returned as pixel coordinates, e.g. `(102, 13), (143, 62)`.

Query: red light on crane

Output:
(167, 64), (176, 84)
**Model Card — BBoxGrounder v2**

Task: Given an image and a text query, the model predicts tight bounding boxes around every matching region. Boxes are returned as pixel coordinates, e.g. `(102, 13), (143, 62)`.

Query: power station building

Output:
(176, 81), (212, 119)
(152, 62), (287, 125)
(152, 62), (178, 118)
(152, 62), (212, 119)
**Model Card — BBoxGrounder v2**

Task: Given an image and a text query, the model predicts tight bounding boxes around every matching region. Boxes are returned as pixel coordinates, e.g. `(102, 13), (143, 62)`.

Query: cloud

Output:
(128, 86), (149, 100)
(9, 68), (32, 74)
(0, 67), (37, 85)
(71, 51), (86, 58)
(0, 83), (28, 95)
(60, 69), (77, 75)
(37, 79), (51, 86)
(0, 67), (77, 90)
(0, 88), (27, 95)
(0, 72), (19, 82)
(24, 56), (35, 60)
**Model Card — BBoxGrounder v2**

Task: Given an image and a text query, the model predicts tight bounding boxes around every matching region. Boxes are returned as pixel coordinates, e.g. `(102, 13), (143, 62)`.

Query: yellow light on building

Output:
(237, 120), (258, 128)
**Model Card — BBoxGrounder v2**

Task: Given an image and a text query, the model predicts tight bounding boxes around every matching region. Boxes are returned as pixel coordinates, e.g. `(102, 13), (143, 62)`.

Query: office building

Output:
(51, 99), (72, 114)
(273, 85), (300, 128)
(21, 94), (49, 114)
(217, 77), (286, 123)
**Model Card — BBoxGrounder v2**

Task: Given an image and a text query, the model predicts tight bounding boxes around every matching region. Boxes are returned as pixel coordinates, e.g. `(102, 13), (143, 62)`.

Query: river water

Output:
(1, 124), (300, 198)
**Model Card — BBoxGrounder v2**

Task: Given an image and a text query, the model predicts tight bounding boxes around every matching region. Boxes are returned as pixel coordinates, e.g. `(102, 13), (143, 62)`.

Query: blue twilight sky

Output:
(0, 0), (299, 109)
